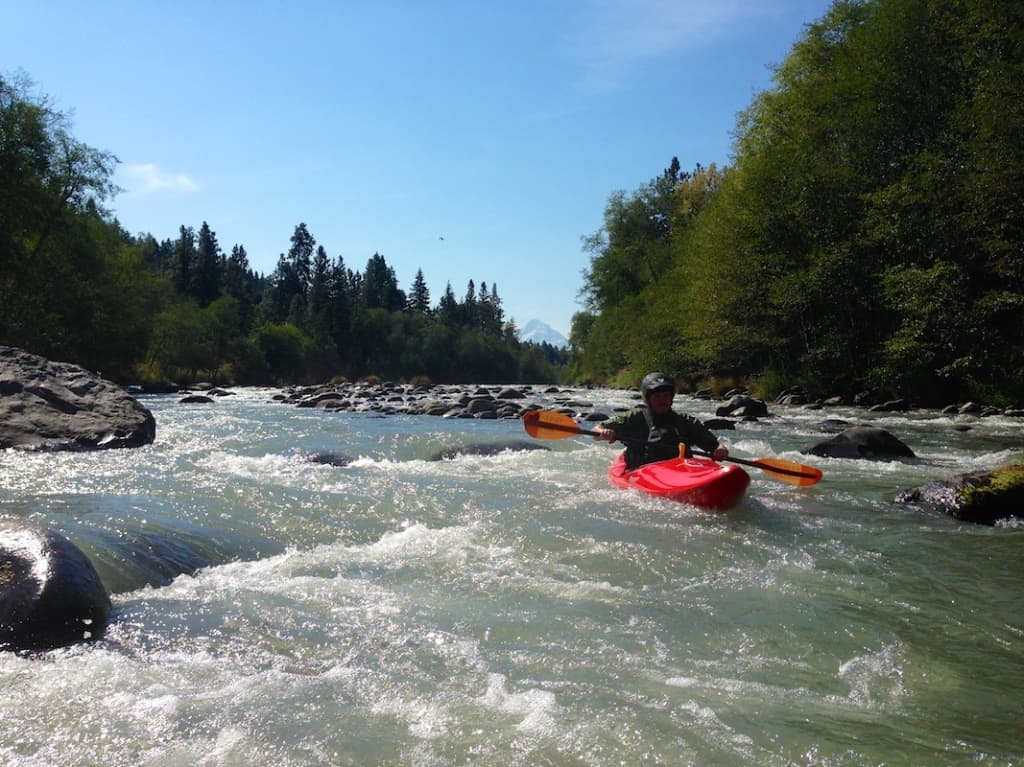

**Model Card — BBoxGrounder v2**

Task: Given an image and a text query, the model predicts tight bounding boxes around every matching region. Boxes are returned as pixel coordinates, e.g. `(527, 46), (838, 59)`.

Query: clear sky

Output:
(3, 0), (833, 338)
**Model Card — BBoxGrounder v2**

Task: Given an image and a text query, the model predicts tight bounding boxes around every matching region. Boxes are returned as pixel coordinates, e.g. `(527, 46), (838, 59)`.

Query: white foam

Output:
(838, 642), (905, 710)
(476, 673), (559, 736)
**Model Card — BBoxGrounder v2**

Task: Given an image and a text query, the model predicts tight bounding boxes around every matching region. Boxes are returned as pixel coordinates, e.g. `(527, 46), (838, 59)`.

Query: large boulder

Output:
(0, 346), (155, 451)
(803, 425), (916, 460)
(894, 465), (1024, 525)
(715, 394), (769, 418)
(1, 521), (112, 652)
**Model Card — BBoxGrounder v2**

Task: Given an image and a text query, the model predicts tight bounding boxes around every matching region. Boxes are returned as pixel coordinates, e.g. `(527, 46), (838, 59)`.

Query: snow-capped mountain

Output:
(519, 319), (568, 348)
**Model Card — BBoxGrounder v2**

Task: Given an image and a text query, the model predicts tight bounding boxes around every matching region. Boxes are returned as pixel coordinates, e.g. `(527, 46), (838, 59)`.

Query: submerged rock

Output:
(179, 394), (214, 404)
(302, 451), (355, 467)
(427, 440), (550, 461)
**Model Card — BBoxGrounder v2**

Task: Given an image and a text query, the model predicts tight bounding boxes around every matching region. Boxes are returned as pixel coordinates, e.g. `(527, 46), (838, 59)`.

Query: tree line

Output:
(0, 72), (568, 386)
(571, 0), (1024, 406)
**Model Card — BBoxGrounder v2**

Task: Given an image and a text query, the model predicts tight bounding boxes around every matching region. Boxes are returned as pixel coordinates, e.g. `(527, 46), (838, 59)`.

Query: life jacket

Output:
(625, 406), (689, 468)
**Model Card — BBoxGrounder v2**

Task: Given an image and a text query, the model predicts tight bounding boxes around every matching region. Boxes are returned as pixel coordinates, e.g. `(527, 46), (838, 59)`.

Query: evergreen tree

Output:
(224, 243), (256, 335)
(192, 221), (223, 306)
(461, 279), (477, 327)
(437, 282), (459, 325)
(329, 254), (354, 369)
(138, 235), (173, 275)
(308, 245), (332, 346)
(288, 222), (315, 288)
(478, 280), (504, 336)
(407, 268), (431, 314)
(362, 252), (405, 311)
(265, 223), (316, 328)
(170, 226), (196, 297)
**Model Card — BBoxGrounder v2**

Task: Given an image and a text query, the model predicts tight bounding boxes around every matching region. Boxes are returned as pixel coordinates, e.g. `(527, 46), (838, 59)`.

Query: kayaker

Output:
(592, 371), (729, 469)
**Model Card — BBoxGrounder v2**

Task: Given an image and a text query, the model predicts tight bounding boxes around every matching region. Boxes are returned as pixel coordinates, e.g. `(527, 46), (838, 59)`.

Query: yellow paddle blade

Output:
(522, 410), (585, 440)
(750, 457), (823, 486)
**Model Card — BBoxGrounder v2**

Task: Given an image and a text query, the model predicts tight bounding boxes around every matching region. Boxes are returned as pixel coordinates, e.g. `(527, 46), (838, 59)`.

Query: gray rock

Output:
(302, 451), (354, 467)
(0, 521), (112, 652)
(428, 440), (550, 461)
(895, 467), (1024, 525)
(0, 346), (156, 451)
(179, 394), (214, 404)
(496, 387), (526, 399)
(715, 394), (769, 418)
(803, 426), (915, 461)
(868, 399), (911, 412)
(466, 398), (498, 414)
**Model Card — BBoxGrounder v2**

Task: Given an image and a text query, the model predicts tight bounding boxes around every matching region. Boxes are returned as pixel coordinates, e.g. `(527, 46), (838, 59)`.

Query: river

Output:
(1, 386), (1022, 766)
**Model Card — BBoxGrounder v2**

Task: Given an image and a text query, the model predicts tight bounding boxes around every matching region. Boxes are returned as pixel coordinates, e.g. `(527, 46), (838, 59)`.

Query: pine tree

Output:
(308, 245), (332, 346)
(192, 221), (223, 306)
(171, 226), (196, 296)
(437, 282), (459, 325)
(363, 252), (405, 311)
(407, 268), (431, 314)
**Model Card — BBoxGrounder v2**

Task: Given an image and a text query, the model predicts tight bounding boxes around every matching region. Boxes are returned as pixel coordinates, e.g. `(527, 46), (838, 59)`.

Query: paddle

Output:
(522, 409), (823, 486)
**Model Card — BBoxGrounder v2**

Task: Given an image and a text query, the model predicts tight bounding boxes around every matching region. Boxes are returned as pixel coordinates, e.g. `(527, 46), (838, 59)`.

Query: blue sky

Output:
(3, 0), (833, 338)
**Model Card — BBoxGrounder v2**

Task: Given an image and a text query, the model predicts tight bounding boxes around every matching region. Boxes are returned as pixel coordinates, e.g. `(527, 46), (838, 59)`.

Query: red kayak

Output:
(608, 454), (750, 510)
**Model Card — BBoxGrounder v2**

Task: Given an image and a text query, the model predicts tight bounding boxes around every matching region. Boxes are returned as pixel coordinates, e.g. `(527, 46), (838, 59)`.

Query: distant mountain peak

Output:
(519, 319), (568, 348)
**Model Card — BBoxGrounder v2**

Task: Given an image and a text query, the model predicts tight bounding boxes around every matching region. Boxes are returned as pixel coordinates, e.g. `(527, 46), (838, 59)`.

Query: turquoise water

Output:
(1, 388), (1022, 766)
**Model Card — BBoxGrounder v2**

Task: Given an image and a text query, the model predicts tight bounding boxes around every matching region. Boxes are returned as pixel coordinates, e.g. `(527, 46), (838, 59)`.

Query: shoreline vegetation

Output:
(4, 1), (1024, 407)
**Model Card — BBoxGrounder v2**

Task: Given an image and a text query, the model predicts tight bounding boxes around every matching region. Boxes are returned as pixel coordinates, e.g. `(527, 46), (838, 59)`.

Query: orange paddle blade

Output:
(749, 457), (823, 486)
(522, 410), (586, 440)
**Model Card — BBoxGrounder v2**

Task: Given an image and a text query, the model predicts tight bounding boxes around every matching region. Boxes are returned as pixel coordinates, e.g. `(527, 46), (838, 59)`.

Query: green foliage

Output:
(573, 0), (1024, 404)
(0, 72), (141, 377)
(253, 322), (311, 384)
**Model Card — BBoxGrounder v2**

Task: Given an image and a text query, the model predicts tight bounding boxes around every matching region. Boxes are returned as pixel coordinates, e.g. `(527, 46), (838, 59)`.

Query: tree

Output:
(362, 252), (405, 311)
(192, 221), (223, 306)
(306, 244), (337, 379)
(477, 281), (504, 336)
(0, 72), (133, 372)
(288, 222), (315, 287)
(461, 279), (477, 327)
(253, 322), (311, 384)
(329, 254), (354, 370)
(170, 226), (196, 297)
(407, 268), (431, 314)
(223, 243), (257, 335)
(570, 0), (1024, 402)
(437, 282), (459, 325)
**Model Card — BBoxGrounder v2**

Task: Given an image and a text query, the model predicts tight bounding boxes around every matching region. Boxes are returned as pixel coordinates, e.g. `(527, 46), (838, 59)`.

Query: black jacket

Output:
(604, 405), (719, 469)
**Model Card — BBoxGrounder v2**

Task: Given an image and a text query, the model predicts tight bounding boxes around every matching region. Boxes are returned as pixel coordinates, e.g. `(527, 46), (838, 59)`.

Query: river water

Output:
(1, 387), (1022, 766)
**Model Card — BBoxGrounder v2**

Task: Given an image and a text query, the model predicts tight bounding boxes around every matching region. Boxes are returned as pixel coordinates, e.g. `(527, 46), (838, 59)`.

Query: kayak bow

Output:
(608, 453), (750, 511)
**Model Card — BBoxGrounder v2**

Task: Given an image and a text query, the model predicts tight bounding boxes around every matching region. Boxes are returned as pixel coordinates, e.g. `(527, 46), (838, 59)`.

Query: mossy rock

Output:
(894, 463), (1024, 525)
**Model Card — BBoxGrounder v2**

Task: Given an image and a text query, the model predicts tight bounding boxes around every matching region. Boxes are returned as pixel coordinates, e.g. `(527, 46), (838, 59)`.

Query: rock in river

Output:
(0, 346), (155, 451)
(1, 521), (112, 652)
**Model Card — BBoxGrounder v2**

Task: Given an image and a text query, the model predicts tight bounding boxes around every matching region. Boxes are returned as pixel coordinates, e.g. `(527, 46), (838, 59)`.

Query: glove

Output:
(712, 445), (729, 461)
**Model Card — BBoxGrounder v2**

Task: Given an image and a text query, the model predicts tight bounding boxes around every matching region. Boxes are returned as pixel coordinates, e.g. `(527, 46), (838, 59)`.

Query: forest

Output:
(0, 73), (568, 387)
(571, 0), (1024, 406)
(4, 0), (1023, 402)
